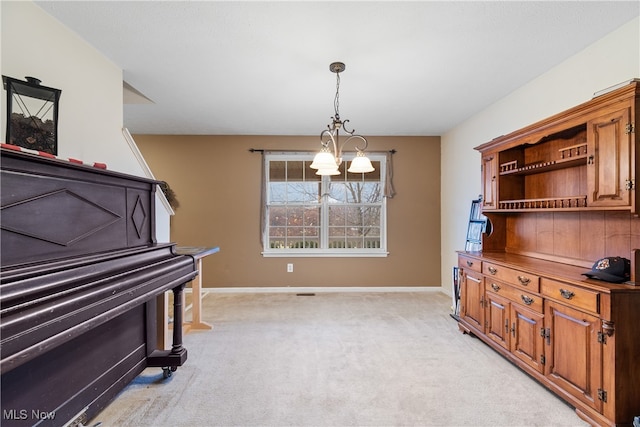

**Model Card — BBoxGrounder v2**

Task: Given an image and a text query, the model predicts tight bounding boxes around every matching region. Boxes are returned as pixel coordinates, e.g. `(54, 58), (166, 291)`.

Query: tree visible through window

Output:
(263, 153), (387, 256)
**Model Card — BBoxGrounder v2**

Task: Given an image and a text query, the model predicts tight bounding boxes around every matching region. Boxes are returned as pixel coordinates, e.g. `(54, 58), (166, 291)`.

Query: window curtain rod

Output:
(249, 148), (397, 155)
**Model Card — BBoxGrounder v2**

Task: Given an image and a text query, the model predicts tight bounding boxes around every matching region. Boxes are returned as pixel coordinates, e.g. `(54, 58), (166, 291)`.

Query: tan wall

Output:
(135, 135), (440, 288)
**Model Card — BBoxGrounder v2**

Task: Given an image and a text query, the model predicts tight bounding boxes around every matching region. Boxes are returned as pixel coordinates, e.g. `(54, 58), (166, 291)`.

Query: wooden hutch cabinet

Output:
(458, 80), (640, 427)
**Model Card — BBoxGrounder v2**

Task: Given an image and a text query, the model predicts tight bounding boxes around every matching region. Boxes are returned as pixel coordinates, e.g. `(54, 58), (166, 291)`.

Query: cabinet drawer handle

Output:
(488, 266), (497, 275)
(491, 283), (501, 292)
(521, 295), (534, 305)
(517, 275), (530, 285)
(559, 289), (575, 300)
(466, 260), (473, 267)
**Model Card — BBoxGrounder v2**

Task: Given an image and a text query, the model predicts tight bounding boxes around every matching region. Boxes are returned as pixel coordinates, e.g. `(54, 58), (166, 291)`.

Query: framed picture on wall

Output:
(3, 75), (61, 155)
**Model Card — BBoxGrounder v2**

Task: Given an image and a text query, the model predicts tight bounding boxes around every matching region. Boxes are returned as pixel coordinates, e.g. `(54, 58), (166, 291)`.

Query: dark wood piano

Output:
(1, 146), (198, 426)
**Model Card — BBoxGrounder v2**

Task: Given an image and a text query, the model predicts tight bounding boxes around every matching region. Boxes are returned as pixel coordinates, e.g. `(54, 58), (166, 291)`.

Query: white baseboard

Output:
(200, 286), (442, 294)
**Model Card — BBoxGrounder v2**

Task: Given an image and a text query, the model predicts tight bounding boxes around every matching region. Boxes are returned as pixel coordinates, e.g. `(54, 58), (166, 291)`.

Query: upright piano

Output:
(1, 146), (197, 426)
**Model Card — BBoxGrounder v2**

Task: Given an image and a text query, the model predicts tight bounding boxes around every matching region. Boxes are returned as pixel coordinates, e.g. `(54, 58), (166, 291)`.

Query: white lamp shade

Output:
(316, 166), (341, 175)
(310, 150), (338, 170)
(347, 152), (375, 173)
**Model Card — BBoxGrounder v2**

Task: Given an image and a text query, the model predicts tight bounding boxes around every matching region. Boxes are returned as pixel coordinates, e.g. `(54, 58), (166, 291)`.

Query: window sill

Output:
(262, 250), (389, 258)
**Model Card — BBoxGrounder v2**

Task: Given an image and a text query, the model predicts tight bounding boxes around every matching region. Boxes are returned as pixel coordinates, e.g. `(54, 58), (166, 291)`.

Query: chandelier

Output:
(310, 62), (374, 176)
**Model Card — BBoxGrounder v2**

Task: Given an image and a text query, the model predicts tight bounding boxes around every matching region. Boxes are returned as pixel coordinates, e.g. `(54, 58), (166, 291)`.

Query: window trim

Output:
(262, 152), (388, 258)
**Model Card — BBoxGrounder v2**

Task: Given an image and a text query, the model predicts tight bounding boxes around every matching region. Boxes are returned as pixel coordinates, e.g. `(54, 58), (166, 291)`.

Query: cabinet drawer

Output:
(485, 279), (543, 313)
(483, 262), (540, 292)
(540, 278), (600, 314)
(459, 255), (482, 273)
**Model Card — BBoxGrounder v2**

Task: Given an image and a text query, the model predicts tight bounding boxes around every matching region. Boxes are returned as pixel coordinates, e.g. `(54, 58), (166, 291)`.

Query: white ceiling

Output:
(36, 1), (639, 136)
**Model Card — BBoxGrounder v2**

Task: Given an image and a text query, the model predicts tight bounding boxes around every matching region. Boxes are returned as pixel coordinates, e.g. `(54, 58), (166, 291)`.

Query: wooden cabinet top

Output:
(475, 79), (639, 153)
(458, 251), (640, 294)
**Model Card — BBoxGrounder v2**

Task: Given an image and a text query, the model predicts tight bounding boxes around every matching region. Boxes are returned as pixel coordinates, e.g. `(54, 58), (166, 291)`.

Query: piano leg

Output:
(147, 283), (188, 375)
(171, 283), (186, 354)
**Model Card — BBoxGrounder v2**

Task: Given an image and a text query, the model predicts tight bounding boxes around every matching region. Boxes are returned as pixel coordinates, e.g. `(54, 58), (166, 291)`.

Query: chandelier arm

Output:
(319, 130), (331, 148)
(321, 128), (368, 163)
(341, 134), (369, 153)
(320, 129), (339, 155)
(341, 119), (355, 135)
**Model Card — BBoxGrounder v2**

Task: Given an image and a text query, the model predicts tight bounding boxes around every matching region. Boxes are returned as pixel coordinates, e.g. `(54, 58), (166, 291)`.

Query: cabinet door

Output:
(544, 300), (603, 412)
(481, 153), (498, 210)
(485, 291), (510, 350)
(510, 303), (544, 373)
(460, 270), (484, 332)
(587, 107), (633, 208)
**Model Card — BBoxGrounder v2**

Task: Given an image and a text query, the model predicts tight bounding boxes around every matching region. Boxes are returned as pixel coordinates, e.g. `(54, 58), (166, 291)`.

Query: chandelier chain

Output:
(334, 72), (341, 119)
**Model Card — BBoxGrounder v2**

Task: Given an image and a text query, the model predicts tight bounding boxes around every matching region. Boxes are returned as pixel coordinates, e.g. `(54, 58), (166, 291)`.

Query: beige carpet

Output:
(90, 291), (587, 427)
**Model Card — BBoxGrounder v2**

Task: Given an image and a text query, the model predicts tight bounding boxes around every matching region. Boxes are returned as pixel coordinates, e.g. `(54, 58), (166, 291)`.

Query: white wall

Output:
(1, 1), (172, 242)
(1, 1), (142, 175)
(440, 16), (640, 294)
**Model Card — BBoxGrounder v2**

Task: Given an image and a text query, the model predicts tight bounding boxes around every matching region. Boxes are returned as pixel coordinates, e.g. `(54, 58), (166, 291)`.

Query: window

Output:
(263, 152), (387, 257)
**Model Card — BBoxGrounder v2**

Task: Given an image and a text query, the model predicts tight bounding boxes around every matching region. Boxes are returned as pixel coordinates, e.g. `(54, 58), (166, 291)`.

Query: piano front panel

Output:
(1, 306), (147, 427)
(1, 149), (156, 267)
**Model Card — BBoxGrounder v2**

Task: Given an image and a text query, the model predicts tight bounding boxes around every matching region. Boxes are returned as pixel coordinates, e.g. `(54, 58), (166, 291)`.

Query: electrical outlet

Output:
(287, 263), (294, 273)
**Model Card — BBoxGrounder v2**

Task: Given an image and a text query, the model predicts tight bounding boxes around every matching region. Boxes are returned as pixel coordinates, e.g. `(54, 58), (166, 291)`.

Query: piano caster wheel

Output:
(162, 366), (178, 379)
